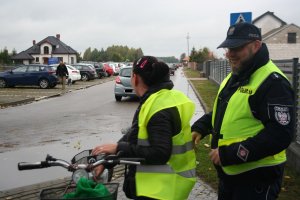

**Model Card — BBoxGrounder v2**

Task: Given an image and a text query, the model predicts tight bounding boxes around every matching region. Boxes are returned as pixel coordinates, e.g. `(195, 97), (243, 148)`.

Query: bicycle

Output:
(18, 149), (142, 200)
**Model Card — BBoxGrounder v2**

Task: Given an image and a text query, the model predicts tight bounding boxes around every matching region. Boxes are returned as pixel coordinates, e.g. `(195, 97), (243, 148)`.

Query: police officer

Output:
(93, 56), (197, 200)
(192, 22), (294, 200)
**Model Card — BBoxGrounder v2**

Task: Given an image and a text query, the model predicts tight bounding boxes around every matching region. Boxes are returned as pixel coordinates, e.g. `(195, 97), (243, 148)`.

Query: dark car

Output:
(114, 66), (136, 101)
(0, 64), (58, 88)
(94, 63), (107, 78)
(71, 64), (97, 81)
(168, 63), (176, 75)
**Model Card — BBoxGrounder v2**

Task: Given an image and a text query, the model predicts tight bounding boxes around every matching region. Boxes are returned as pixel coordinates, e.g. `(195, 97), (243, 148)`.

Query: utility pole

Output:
(186, 33), (190, 57)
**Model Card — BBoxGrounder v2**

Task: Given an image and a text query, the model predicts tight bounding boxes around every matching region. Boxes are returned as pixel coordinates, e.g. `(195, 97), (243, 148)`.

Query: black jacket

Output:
(191, 43), (294, 184)
(116, 80), (182, 199)
(56, 63), (69, 77)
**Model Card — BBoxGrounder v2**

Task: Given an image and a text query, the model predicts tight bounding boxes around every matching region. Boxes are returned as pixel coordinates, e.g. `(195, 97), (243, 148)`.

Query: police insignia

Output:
(237, 144), (249, 162)
(274, 106), (291, 125)
(228, 27), (235, 36)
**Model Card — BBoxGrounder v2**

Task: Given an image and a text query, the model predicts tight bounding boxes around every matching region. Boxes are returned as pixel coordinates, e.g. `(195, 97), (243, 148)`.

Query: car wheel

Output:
(81, 73), (89, 81)
(0, 78), (7, 88)
(39, 79), (49, 89)
(115, 95), (122, 101)
(72, 81), (76, 84)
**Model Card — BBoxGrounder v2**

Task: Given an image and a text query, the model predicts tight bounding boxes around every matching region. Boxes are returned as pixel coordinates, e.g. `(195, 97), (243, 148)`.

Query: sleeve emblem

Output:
(274, 106), (291, 125)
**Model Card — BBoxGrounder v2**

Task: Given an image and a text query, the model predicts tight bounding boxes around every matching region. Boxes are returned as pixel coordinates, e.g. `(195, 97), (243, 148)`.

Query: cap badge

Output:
(228, 27), (235, 36)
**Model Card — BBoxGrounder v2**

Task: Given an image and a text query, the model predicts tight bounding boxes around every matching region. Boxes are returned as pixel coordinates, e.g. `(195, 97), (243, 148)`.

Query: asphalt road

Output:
(0, 68), (206, 191)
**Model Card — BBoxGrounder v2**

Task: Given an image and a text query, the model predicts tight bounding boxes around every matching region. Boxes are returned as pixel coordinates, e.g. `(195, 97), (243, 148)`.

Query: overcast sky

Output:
(0, 0), (299, 59)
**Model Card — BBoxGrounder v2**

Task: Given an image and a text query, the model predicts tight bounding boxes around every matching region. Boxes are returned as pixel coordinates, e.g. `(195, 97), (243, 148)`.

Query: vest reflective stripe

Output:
(137, 138), (150, 146)
(172, 141), (193, 154)
(137, 165), (196, 178)
(213, 60), (288, 175)
(136, 89), (196, 200)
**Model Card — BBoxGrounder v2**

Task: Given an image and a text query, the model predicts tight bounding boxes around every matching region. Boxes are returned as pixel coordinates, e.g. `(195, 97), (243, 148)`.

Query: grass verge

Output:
(183, 67), (300, 199)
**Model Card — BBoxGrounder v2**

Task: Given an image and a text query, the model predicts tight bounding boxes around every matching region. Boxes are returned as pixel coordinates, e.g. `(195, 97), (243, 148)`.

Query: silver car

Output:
(114, 66), (136, 101)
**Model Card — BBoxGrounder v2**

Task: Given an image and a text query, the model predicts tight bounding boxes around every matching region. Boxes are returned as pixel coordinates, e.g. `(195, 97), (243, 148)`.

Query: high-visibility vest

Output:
(136, 89), (196, 200)
(212, 60), (288, 175)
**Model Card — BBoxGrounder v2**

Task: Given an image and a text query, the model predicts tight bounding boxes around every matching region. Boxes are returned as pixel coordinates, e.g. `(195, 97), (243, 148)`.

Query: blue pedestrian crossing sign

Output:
(230, 12), (252, 25)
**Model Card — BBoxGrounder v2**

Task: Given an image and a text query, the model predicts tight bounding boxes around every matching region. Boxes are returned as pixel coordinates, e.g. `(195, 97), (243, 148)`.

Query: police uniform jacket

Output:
(191, 43), (294, 184)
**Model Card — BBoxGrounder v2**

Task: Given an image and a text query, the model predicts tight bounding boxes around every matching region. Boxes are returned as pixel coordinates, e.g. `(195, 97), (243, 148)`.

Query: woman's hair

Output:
(133, 56), (170, 86)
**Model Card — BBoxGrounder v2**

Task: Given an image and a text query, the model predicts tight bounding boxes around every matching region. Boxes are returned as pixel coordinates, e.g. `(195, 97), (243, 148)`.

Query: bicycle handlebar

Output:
(18, 154), (144, 171)
(18, 161), (50, 170)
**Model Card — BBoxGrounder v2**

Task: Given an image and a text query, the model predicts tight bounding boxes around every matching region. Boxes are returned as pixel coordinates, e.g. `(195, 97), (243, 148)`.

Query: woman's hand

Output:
(92, 144), (118, 155)
(92, 165), (105, 181)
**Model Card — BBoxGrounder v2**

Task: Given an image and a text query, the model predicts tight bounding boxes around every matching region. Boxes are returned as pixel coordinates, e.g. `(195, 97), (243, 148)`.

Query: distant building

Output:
(11, 34), (78, 65)
(253, 11), (300, 60)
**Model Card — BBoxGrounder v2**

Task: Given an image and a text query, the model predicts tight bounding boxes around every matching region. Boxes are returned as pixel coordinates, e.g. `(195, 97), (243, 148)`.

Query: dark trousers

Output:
(217, 177), (282, 200)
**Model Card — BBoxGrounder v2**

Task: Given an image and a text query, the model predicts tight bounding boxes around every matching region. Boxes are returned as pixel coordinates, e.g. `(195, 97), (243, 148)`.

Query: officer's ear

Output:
(253, 40), (262, 53)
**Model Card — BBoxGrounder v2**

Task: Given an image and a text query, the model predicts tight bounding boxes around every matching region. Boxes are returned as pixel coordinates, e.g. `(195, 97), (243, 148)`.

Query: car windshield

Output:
(120, 68), (132, 77)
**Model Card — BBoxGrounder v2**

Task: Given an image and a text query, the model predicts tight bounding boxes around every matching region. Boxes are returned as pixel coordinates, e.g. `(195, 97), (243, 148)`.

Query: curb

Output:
(0, 97), (35, 108)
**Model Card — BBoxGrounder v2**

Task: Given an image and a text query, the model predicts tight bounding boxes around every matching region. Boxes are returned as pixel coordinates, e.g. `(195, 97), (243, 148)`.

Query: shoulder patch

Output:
(274, 106), (291, 125)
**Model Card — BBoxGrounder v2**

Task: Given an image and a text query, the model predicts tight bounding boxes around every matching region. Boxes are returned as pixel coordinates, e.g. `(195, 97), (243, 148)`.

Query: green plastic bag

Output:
(63, 177), (112, 199)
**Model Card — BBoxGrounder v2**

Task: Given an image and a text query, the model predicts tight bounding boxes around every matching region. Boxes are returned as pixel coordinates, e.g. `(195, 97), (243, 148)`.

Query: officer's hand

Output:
(209, 148), (221, 166)
(192, 131), (202, 146)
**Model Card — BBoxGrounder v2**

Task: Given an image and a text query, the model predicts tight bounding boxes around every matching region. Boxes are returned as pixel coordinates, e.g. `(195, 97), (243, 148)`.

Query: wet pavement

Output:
(0, 68), (218, 199)
(0, 166), (217, 200)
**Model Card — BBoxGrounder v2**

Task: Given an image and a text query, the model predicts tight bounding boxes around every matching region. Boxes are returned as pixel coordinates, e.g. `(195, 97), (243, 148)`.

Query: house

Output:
(11, 34), (78, 65)
(253, 11), (300, 60)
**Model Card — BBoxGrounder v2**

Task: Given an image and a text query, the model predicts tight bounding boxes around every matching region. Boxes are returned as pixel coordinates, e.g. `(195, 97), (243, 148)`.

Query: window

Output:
(44, 46), (49, 54)
(12, 66), (27, 73)
(288, 32), (296, 43)
(71, 57), (74, 64)
(27, 66), (39, 72)
(35, 57), (39, 63)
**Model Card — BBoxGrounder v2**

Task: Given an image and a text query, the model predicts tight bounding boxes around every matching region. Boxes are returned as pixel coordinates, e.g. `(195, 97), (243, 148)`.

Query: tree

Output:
(180, 53), (186, 62)
(83, 47), (92, 61)
(81, 45), (144, 62)
(0, 47), (11, 64)
(90, 48), (99, 61)
(189, 47), (214, 63)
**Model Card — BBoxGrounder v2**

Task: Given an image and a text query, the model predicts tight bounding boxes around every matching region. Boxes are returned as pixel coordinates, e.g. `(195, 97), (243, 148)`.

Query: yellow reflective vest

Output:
(136, 89), (196, 200)
(212, 60), (288, 175)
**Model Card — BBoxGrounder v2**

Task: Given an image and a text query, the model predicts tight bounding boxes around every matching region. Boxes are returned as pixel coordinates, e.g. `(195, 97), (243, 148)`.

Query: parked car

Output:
(71, 63), (97, 81)
(168, 63), (176, 75)
(94, 63), (107, 78)
(50, 64), (81, 84)
(109, 63), (120, 75)
(103, 63), (114, 77)
(114, 66), (136, 101)
(0, 64), (58, 89)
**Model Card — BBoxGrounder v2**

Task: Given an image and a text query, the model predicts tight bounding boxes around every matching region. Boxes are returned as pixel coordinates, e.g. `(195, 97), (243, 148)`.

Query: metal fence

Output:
(203, 58), (300, 144)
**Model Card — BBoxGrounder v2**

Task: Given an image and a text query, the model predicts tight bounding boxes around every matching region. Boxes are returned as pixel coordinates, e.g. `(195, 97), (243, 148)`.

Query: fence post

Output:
(292, 58), (299, 143)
